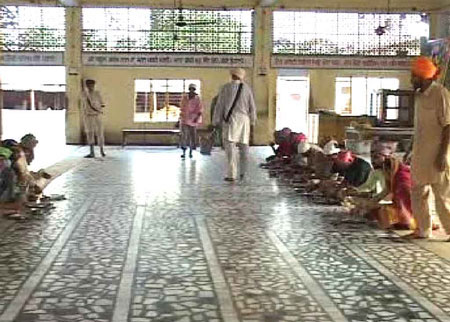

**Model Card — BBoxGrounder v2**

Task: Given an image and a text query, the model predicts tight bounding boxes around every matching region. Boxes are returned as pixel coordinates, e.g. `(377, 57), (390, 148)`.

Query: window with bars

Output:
(335, 76), (399, 116)
(0, 6), (65, 51)
(273, 11), (429, 56)
(82, 8), (253, 53)
(135, 79), (201, 123)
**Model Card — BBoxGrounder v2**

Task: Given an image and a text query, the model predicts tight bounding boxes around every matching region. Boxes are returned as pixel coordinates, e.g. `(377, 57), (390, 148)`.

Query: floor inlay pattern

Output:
(130, 211), (222, 322)
(0, 148), (449, 322)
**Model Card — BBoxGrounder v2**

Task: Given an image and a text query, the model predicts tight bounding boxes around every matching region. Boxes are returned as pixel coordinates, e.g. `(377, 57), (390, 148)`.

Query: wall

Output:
(308, 69), (412, 113)
(82, 67), (240, 144)
(7, 0), (444, 11)
(3, 0), (447, 145)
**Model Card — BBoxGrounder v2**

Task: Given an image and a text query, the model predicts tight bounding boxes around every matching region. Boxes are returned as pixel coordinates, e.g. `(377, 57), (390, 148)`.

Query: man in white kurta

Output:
(81, 79), (106, 158)
(213, 68), (257, 181)
(410, 56), (450, 239)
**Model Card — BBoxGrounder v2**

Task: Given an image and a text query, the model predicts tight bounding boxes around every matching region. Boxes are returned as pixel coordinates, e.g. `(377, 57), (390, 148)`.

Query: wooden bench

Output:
(122, 129), (180, 147)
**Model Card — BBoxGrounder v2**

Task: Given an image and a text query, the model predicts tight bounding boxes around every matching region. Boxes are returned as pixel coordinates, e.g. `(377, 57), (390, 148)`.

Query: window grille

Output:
(273, 11), (429, 56)
(83, 8), (253, 54)
(0, 6), (65, 51)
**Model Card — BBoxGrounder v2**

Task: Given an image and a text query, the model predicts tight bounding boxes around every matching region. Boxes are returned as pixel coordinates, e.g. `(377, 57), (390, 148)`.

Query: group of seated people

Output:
(0, 134), (52, 218)
(261, 128), (434, 232)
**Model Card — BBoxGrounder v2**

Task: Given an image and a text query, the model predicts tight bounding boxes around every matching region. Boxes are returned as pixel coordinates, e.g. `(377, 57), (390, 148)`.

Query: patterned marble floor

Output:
(1, 147), (450, 322)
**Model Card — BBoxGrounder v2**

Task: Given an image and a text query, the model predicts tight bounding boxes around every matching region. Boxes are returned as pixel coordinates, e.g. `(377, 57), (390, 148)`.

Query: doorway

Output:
(276, 75), (309, 136)
(0, 66), (66, 169)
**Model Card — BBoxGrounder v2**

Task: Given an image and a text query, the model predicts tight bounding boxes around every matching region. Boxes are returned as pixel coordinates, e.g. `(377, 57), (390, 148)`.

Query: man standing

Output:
(81, 79), (106, 158)
(410, 56), (450, 239)
(213, 68), (257, 181)
(179, 83), (203, 159)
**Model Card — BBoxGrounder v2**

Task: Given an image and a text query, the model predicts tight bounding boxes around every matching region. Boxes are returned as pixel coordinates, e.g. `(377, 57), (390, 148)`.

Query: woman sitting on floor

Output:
(376, 155), (416, 230)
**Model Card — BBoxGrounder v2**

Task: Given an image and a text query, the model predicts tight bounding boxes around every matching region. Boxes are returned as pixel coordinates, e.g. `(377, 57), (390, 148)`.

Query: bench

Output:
(122, 129), (180, 147)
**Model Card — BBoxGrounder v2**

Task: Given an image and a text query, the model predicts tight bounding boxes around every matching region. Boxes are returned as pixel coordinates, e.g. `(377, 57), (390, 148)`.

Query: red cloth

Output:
(392, 164), (413, 227)
(292, 132), (307, 144)
(278, 141), (295, 157)
(337, 150), (355, 164)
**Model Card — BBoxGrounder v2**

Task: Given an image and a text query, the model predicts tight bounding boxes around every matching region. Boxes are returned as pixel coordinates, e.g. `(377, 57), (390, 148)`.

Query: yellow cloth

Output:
(411, 83), (450, 185)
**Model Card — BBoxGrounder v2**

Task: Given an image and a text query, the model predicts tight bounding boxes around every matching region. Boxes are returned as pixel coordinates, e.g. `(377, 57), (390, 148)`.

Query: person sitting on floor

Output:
(375, 155), (416, 230)
(342, 152), (390, 217)
(20, 133), (38, 165)
(0, 146), (20, 214)
(263, 128), (295, 165)
(318, 150), (372, 200)
(334, 150), (372, 188)
(293, 139), (341, 190)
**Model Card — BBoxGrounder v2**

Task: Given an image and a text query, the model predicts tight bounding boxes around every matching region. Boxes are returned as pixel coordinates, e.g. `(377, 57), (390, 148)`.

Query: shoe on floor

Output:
(84, 153), (95, 158)
(224, 177), (236, 182)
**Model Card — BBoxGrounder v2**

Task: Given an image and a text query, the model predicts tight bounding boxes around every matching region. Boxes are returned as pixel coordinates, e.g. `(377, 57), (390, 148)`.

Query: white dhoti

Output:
(84, 114), (105, 147)
(223, 113), (250, 179)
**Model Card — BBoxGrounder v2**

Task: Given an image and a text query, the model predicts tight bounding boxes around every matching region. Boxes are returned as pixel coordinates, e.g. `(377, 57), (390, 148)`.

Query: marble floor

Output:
(1, 147), (450, 322)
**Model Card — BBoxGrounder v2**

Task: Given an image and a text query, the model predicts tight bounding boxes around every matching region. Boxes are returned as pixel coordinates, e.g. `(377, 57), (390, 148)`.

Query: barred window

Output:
(273, 11), (429, 56)
(0, 6), (65, 51)
(135, 79), (201, 123)
(82, 8), (253, 53)
(335, 77), (399, 116)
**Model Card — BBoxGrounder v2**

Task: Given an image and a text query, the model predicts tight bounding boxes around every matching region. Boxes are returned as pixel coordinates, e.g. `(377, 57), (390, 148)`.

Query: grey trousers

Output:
(180, 124), (197, 150)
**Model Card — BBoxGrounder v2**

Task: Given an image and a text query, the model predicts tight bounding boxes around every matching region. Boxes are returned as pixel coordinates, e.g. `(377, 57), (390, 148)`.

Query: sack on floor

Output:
(200, 131), (215, 155)
(377, 205), (399, 229)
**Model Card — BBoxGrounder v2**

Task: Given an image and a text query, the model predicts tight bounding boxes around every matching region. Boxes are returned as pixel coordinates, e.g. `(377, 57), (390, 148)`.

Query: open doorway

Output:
(276, 75), (310, 136)
(0, 66), (66, 169)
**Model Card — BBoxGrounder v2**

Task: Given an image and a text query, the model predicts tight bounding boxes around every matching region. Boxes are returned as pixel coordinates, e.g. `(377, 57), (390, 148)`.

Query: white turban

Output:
(298, 142), (311, 154)
(323, 140), (341, 155)
(230, 68), (246, 80)
(188, 83), (197, 90)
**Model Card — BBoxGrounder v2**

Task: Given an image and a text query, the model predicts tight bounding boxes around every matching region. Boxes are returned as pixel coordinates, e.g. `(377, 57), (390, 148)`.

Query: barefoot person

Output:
(179, 83), (203, 159)
(81, 79), (106, 158)
(409, 56), (450, 239)
(213, 68), (257, 182)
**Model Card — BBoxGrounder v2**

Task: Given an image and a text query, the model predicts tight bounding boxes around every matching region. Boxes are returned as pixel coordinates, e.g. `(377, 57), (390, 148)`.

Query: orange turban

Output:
(411, 56), (440, 80)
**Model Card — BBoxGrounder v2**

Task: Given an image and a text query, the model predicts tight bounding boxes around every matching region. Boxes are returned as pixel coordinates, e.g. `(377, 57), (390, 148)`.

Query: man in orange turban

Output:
(409, 56), (450, 240)
(411, 56), (439, 81)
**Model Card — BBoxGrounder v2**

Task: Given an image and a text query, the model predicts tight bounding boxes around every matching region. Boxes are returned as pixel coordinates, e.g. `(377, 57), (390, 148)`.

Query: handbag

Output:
(223, 83), (243, 123)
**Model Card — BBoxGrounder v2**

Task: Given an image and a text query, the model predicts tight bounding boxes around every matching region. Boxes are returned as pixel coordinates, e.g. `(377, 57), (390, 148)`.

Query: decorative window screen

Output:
(83, 8), (253, 53)
(0, 6), (65, 51)
(273, 11), (429, 56)
(135, 79), (201, 123)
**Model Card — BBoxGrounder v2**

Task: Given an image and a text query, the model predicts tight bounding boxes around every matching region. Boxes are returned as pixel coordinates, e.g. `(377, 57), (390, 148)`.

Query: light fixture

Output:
(375, 0), (391, 36)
